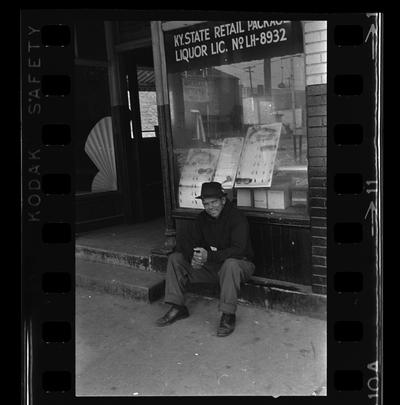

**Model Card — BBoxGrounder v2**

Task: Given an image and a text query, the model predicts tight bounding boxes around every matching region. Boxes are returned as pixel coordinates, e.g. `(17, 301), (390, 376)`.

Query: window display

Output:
(178, 148), (220, 208)
(235, 123), (282, 188)
(213, 137), (244, 188)
(164, 21), (308, 215)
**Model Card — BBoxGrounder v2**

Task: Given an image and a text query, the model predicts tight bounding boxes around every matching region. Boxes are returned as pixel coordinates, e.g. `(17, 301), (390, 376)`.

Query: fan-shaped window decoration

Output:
(84, 116), (118, 192)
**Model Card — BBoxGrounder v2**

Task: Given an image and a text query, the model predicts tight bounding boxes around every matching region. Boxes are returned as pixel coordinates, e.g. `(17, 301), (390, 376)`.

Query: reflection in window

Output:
(168, 54), (308, 214)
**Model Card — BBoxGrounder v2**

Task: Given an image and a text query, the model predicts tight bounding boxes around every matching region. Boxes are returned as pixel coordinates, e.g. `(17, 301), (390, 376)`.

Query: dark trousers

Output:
(164, 252), (255, 314)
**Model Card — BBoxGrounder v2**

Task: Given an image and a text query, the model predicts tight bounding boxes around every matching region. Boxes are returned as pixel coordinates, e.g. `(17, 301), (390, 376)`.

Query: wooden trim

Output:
(243, 209), (310, 225)
(250, 275), (312, 294)
(104, 21), (126, 107)
(75, 190), (121, 200)
(115, 38), (152, 52)
(172, 208), (200, 219)
(151, 21), (176, 245)
(103, 23), (137, 223)
(125, 56), (146, 221)
(172, 208), (310, 227)
(151, 21), (169, 104)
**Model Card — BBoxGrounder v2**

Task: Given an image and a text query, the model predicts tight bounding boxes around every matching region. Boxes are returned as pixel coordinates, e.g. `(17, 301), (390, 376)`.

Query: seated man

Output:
(156, 181), (255, 337)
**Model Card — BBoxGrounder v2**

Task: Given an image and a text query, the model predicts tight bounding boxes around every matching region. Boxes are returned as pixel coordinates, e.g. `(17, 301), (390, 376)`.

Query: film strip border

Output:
(21, 12), (75, 403)
(328, 13), (382, 404)
(21, 12), (382, 403)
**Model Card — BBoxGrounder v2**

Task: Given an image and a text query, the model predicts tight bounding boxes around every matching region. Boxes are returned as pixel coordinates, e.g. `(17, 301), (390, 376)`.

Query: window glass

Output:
(74, 64), (118, 194)
(164, 21), (308, 214)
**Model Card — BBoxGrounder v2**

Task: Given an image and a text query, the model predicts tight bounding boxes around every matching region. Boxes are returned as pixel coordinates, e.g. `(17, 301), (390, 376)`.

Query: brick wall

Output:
(303, 21), (327, 86)
(303, 21), (327, 295)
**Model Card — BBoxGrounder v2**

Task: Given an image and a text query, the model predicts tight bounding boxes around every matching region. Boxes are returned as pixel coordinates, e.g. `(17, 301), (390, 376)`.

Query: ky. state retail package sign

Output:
(164, 21), (304, 73)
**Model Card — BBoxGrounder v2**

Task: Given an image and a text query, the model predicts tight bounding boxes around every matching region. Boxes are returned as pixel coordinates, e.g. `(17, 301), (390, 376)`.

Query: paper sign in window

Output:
(235, 123), (282, 188)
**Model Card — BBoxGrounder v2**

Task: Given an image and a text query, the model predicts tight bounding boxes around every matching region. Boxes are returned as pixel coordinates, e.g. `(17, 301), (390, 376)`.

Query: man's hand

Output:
(191, 257), (203, 270)
(192, 247), (208, 269)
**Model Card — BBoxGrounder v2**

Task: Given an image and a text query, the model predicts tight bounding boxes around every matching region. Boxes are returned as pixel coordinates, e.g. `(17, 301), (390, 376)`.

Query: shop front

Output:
(151, 20), (327, 295)
(74, 21), (165, 232)
(74, 18), (327, 297)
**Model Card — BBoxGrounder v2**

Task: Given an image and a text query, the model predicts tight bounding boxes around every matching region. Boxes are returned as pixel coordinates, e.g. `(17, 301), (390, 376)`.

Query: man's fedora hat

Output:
(195, 182), (227, 199)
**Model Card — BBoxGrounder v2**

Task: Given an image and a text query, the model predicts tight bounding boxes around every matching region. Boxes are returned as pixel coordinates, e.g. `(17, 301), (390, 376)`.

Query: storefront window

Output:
(74, 64), (118, 194)
(164, 21), (308, 215)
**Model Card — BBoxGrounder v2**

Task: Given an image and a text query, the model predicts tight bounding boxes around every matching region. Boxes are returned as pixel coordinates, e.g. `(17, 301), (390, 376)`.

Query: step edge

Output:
(76, 244), (150, 259)
(76, 273), (165, 303)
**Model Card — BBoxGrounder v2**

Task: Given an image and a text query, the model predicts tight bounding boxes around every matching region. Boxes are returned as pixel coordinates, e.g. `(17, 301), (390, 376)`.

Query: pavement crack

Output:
(310, 340), (316, 359)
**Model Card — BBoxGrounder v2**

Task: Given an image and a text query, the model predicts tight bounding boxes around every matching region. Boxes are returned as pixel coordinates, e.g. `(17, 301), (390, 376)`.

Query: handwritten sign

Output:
(164, 21), (303, 73)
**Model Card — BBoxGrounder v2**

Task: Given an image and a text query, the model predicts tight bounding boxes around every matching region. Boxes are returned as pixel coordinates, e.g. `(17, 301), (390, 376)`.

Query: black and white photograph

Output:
(74, 17), (328, 396)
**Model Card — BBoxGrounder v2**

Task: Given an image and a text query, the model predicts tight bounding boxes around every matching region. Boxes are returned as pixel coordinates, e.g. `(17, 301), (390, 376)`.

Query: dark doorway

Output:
(123, 47), (165, 222)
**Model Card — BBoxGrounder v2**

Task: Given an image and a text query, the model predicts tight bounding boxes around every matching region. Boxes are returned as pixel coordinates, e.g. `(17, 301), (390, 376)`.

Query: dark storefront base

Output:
(75, 220), (326, 320)
(174, 212), (312, 286)
(186, 282), (325, 320)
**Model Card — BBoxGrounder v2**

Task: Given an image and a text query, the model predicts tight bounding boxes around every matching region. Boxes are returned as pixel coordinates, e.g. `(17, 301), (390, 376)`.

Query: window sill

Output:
(172, 207), (310, 227)
(75, 190), (120, 200)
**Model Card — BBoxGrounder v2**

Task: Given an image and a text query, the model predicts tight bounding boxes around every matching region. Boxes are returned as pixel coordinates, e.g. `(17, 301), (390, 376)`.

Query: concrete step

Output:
(76, 259), (165, 303)
(75, 249), (326, 319)
(75, 244), (168, 273)
(76, 245), (151, 272)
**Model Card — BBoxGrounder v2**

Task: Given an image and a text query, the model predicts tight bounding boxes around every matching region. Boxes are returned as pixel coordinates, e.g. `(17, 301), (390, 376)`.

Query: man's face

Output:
(202, 197), (226, 218)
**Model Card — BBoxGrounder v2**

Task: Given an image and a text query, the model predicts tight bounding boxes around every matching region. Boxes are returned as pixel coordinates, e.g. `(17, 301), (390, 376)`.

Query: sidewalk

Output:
(76, 286), (327, 396)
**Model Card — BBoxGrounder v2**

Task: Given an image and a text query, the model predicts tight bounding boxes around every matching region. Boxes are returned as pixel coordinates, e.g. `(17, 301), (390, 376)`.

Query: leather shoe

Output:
(156, 305), (189, 327)
(217, 313), (236, 337)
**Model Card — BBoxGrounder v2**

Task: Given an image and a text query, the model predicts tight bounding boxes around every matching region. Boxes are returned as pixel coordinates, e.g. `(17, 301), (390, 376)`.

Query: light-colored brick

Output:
(304, 21), (328, 33)
(321, 52), (327, 62)
(321, 73), (327, 84)
(307, 74), (322, 86)
(320, 30), (327, 41)
(306, 63), (327, 75)
(305, 41), (327, 54)
(306, 53), (321, 65)
(305, 31), (321, 43)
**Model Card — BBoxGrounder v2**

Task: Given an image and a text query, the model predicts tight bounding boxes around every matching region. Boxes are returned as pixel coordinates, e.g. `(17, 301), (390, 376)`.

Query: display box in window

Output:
(237, 188), (252, 207)
(267, 181), (292, 210)
(253, 188), (268, 209)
